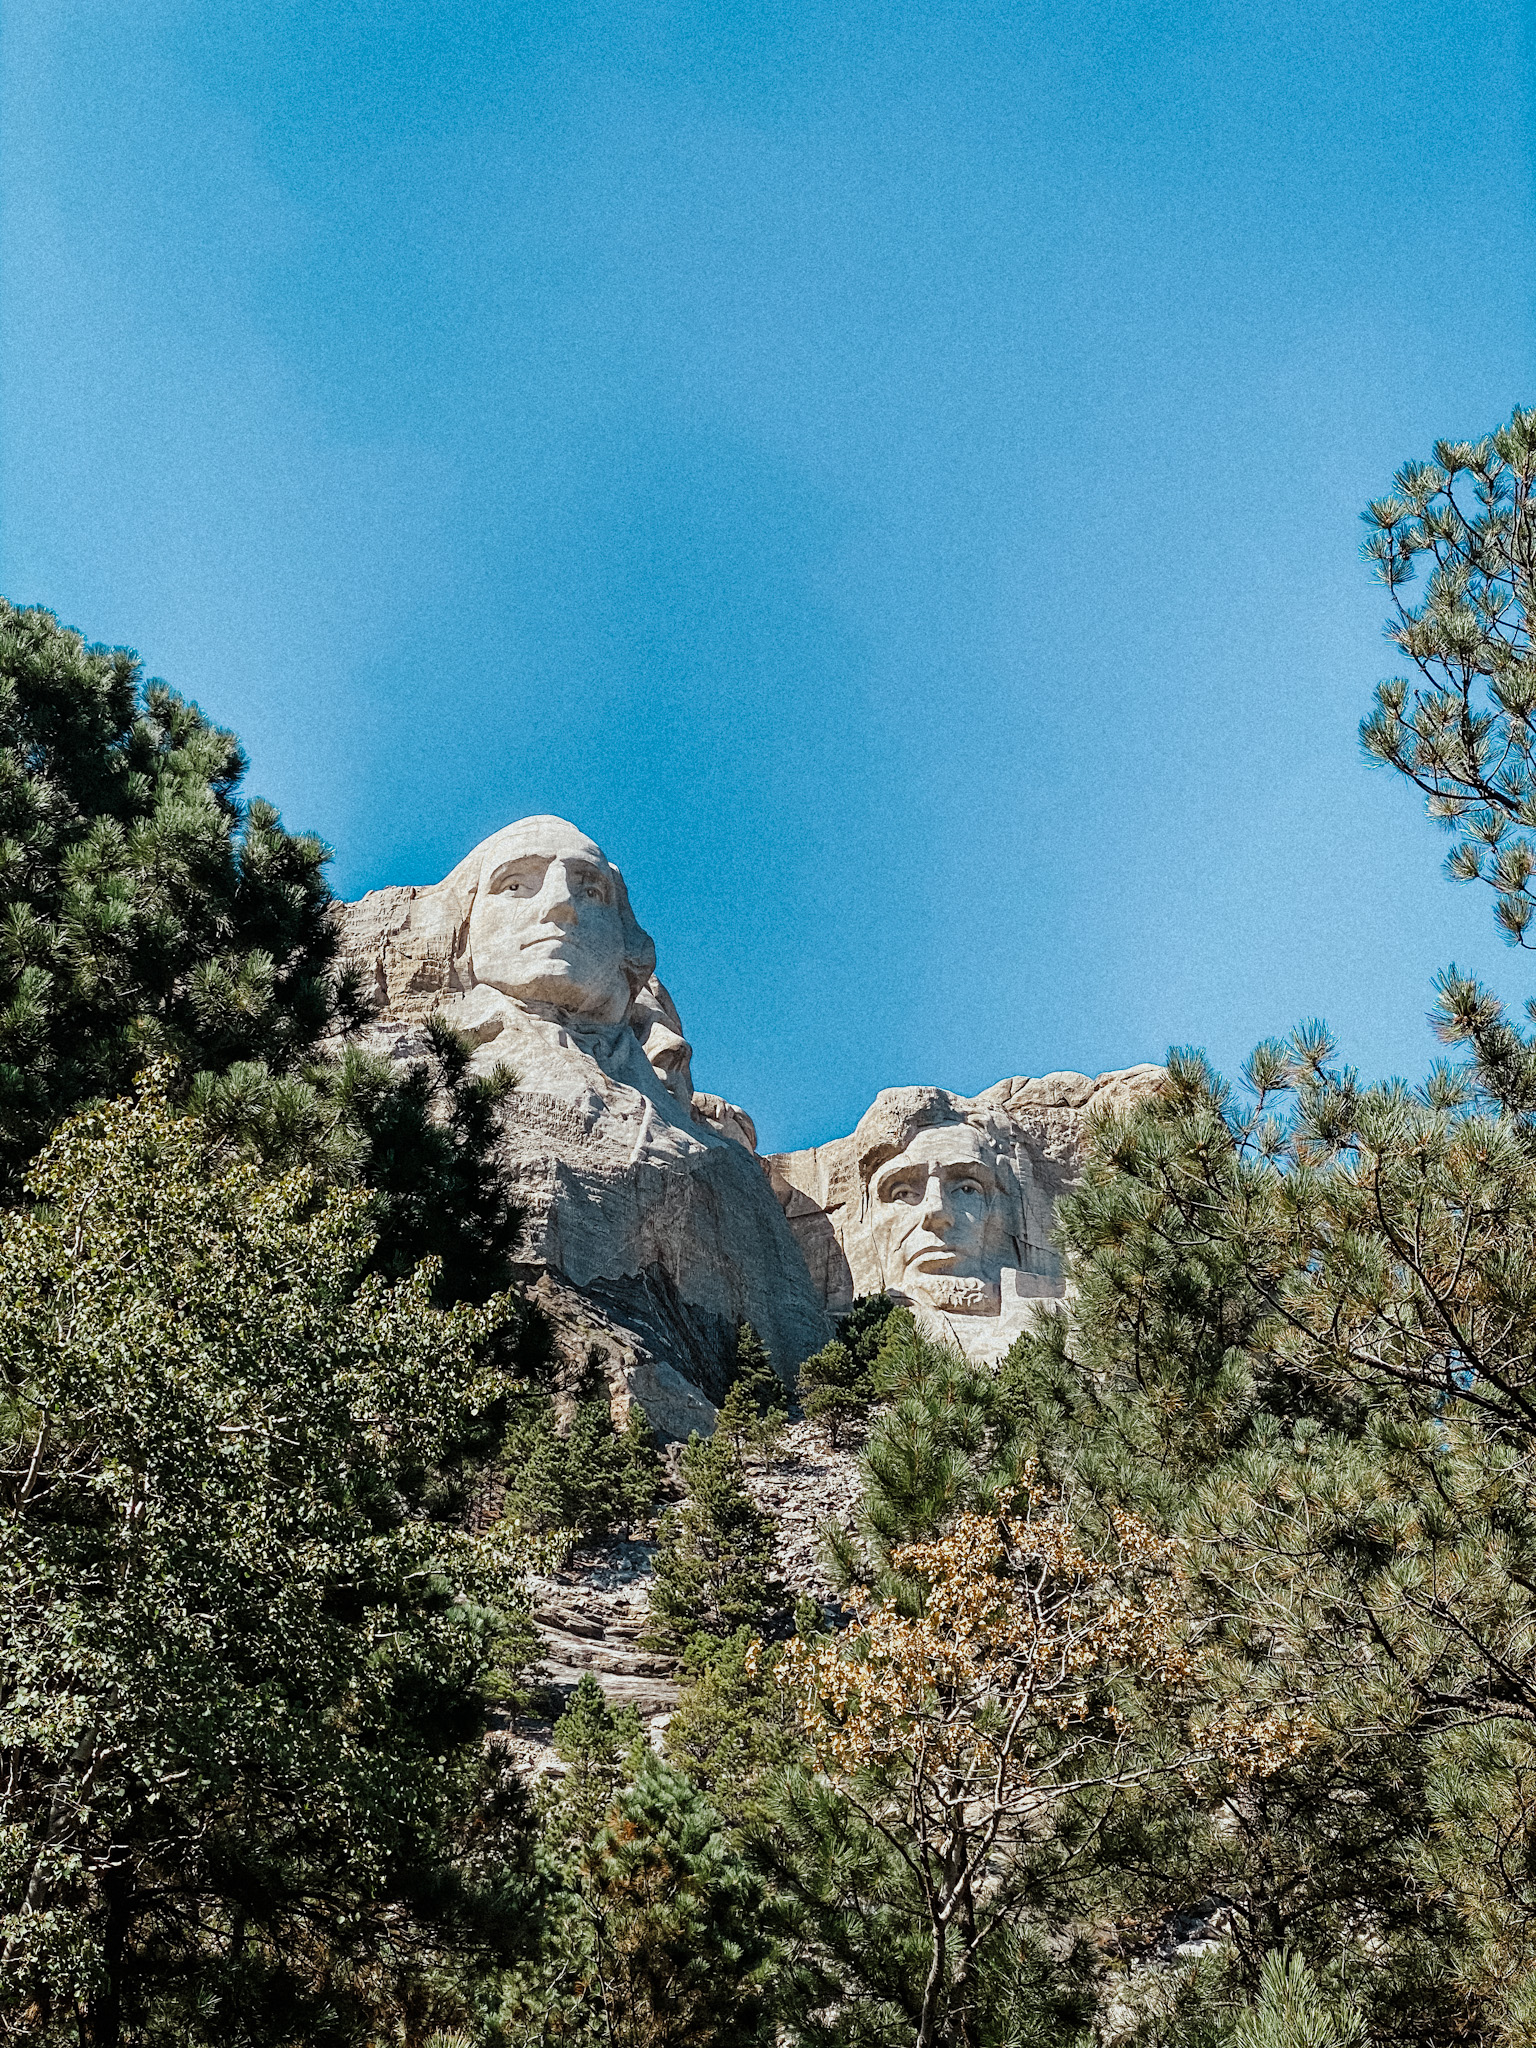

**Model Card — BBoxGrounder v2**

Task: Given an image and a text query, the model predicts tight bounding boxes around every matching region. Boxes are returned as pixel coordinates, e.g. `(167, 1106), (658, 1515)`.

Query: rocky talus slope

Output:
(739, 1417), (866, 1603)
(505, 1419), (865, 1773)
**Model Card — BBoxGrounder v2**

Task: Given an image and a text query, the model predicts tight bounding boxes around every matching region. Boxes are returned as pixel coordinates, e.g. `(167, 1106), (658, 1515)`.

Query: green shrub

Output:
(500, 1354), (662, 1546)
(796, 1293), (905, 1446)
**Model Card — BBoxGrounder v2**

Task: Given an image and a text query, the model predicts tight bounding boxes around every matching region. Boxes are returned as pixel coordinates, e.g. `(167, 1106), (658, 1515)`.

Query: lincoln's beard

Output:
(912, 1274), (1000, 1315)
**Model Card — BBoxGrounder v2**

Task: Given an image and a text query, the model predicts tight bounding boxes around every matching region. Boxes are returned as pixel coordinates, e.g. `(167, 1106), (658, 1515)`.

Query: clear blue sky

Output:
(2, 1), (1532, 1152)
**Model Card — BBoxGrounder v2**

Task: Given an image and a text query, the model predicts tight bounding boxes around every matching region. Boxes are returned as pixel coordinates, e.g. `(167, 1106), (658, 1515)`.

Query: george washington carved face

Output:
(865, 1120), (1013, 1314)
(463, 817), (651, 1026)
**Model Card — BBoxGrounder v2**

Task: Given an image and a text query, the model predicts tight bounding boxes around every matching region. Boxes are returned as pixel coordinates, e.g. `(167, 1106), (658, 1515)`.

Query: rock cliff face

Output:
(766, 1067), (1164, 1365)
(334, 815), (1162, 1420)
(331, 819), (829, 1431)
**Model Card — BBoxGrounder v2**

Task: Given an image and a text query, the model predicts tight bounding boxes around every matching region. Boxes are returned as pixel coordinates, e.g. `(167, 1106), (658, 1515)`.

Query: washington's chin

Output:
(475, 968), (630, 1024)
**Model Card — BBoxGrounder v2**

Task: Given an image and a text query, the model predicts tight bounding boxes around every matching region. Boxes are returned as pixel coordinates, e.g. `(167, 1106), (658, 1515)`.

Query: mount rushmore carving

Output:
(334, 816), (1160, 1427)
(765, 1069), (1162, 1366)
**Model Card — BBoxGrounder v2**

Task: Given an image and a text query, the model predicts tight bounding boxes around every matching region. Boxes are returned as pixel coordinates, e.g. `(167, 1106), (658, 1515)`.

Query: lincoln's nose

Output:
(917, 1175), (950, 1232)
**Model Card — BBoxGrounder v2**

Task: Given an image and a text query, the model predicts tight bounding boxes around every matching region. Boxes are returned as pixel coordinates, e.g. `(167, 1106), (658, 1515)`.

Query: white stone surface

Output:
(335, 814), (1159, 1397)
(765, 1068), (1163, 1364)
(333, 818), (829, 1406)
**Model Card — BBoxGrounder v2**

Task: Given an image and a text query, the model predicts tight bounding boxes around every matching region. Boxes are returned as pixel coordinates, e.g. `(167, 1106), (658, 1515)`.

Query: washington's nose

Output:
(534, 865), (580, 925)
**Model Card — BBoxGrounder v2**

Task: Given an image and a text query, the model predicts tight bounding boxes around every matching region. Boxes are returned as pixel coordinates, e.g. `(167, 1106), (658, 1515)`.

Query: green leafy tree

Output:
(642, 1434), (781, 1660)
(0, 604), (341, 1189)
(797, 1294), (902, 1448)
(771, 1474), (1200, 2048)
(0, 1069), (540, 2045)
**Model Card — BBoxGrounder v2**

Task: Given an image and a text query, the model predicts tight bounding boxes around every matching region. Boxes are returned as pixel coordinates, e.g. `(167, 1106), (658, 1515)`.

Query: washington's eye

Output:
(585, 885), (603, 900)
(956, 1179), (983, 1196)
(886, 1184), (920, 1204)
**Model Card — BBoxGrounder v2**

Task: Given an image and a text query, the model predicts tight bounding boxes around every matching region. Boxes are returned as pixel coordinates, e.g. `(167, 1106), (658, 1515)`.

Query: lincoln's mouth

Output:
(908, 1248), (967, 1271)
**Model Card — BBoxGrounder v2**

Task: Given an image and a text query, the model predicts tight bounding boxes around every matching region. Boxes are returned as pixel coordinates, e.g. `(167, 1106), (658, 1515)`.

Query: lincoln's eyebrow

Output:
(876, 1163), (923, 1195)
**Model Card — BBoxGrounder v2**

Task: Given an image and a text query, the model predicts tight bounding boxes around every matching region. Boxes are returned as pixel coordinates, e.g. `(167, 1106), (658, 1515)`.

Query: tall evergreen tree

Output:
(0, 603), (535, 1327)
(711, 1321), (788, 1457)
(192, 1015), (525, 1305)
(1358, 407), (1536, 945)
(0, 603), (339, 1188)
(964, 411), (1536, 2040)
(501, 1748), (775, 2047)
(643, 1434), (781, 1660)
(797, 1294), (902, 1448)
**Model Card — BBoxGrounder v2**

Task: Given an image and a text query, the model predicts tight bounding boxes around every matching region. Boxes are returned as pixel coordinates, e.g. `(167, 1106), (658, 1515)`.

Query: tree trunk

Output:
(88, 1861), (131, 2048)
(915, 1908), (947, 2048)
(952, 1865), (978, 2048)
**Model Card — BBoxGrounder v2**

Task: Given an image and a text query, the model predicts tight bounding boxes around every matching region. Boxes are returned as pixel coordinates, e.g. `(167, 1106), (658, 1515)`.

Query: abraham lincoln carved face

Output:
(865, 1120), (1012, 1315)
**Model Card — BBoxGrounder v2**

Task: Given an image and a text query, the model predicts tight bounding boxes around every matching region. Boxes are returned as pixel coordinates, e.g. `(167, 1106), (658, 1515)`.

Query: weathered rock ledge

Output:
(507, 1419), (867, 1773)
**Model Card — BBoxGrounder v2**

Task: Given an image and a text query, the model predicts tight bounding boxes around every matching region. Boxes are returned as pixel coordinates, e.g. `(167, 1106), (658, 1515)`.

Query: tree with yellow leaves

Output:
(766, 1480), (1196, 2048)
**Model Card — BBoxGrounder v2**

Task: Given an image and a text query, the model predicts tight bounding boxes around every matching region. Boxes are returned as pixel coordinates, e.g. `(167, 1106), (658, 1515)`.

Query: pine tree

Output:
(555, 1674), (624, 1769)
(0, 603), (340, 1189)
(552, 1675), (642, 1844)
(191, 1013), (526, 1304)
(660, 1627), (804, 1827)
(797, 1336), (857, 1446)
(797, 1294), (902, 1447)
(500, 1348), (661, 1546)
(0, 605), (530, 1328)
(713, 1320), (787, 1457)
(576, 1750), (775, 2046)
(1358, 407), (1536, 945)
(1230, 1953), (1366, 2048)
(642, 1433), (781, 1659)
(825, 1311), (1015, 1590)
(501, 1749), (776, 2047)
